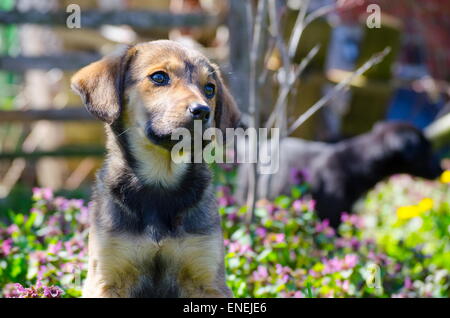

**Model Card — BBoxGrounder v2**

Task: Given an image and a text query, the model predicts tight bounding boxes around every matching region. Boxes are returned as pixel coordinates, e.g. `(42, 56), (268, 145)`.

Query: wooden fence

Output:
(0, 5), (235, 160)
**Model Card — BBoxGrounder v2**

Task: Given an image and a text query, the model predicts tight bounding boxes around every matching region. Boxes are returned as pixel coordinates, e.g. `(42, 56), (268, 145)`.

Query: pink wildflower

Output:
(1, 239), (13, 256)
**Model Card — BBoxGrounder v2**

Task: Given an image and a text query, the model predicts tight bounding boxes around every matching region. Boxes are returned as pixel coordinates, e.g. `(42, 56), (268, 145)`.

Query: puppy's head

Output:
(373, 122), (442, 179)
(71, 40), (240, 150)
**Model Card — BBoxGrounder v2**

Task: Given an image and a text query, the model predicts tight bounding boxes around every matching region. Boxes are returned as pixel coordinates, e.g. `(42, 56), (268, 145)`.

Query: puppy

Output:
(71, 40), (240, 297)
(237, 122), (442, 228)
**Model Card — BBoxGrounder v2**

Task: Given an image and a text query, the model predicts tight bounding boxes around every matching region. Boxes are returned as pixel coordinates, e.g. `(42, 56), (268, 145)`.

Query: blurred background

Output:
(0, 0), (450, 299)
(0, 0), (449, 208)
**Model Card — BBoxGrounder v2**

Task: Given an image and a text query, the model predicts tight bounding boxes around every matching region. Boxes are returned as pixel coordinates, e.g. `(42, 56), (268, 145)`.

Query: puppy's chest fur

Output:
(84, 162), (228, 297)
(86, 228), (224, 298)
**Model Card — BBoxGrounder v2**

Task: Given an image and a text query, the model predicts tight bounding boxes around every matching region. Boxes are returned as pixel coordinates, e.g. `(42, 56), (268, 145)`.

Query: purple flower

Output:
(77, 206), (90, 225)
(336, 279), (351, 292)
(1, 239), (13, 256)
(368, 251), (390, 266)
(6, 224), (19, 235)
(293, 291), (303, 298)
(43, 286), (63, 298)
(336, 237), (361, 250)
(264, 233), (285, 245)
(292, 200), (303, 212)
(11, 284), (39, 298)
(275, 264), (291, 276)
(228, 241), (252, 255)
(404, 277), (413, 290)
(2, 283), (21, 298)
(53, 197), (71, 211)
(281, 290), (303, 298)
(293, 199), (316, 212)
(343, 254), (359, 269)
(255, 227), (267, 238)
(47, 241), (63, 254)
(32, 187), (53, 201)
(69, 199), (85, 210)
(219, 163), (235, 172)
(29, 251), (49, 265)
(6, 283), (63, 298)
(275, 264), (291, 283)
(308, 269), (320, 278)
(227, 211), (238, 221)
(341, 212), (364, 229)
(273, 233), (285, 244)
(308, 200), (316, 211)
(289, 168), (310, 185)
(217, 186), (236, 207)
(30, 207), (44, 216)
(252, 266), (269, 281)
(323, 258), (343, 274)
(322, 254), (359, 274)
(315, 219), (335, 237)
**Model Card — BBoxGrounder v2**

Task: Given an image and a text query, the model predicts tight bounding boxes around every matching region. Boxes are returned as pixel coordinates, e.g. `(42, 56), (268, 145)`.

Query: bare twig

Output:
(287, 0), (310, 58)
(288, 47), (392, 135)
(246, 0), (268, 224)
(268, 0), (291, 72)
(265, 44), (320, 130)
(258, 37), (277, 86)
(268, 0), (292, 136)
(304, 3), (336, 29)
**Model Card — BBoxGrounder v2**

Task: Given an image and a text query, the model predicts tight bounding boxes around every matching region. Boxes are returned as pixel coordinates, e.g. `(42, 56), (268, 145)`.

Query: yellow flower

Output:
(397, 205), (421, 220)
(396, 198), (433, 220)
(440, 170), (450, 184)
(417, 198), (433, 212)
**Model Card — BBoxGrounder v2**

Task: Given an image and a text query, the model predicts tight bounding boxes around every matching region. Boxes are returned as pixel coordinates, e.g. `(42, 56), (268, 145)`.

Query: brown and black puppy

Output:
(71, 40), (239, 298)
(238, 122), (442, 229)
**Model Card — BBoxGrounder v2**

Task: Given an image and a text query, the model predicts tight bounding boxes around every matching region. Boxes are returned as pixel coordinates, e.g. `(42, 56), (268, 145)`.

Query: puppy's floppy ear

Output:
(71, 46), (135, 124)
(213, 68), (241, 133)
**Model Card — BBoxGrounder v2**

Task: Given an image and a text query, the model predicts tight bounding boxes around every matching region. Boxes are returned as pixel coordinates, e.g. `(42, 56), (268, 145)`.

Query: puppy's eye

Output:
(204, 83), (215, 99)
(149, 71), (170, 86)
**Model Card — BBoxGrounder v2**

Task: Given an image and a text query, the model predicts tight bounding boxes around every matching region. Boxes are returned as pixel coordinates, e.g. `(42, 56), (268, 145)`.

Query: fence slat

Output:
(0, 10), (219, 29)
(0, 53), (101, 71)
(0, 147), (105, 160)
(0, 108), (96, 122)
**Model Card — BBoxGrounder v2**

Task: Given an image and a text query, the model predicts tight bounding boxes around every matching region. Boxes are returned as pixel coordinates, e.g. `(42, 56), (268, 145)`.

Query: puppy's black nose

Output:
(188, 103), (210, 121)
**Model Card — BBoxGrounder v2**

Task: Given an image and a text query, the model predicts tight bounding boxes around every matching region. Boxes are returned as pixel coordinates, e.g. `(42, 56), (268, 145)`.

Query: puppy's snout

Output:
(188, 103), (211, 122)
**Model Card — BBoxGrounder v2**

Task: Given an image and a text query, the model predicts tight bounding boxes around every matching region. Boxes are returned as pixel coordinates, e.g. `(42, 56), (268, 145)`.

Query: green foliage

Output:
(0, 173), (449, 298)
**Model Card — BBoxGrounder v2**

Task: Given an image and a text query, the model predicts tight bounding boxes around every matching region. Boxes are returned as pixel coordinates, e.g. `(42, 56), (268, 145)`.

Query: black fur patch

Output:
(130, 252), (180, 298)
(107, 162), (212, 241)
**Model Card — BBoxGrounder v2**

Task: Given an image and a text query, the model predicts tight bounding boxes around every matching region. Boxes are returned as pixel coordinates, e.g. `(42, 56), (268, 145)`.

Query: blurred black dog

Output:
(237, 122), (442, 228)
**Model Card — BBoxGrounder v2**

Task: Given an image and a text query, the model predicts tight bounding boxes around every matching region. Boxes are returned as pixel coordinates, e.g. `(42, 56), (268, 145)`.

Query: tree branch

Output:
(288, 47), (392, 135)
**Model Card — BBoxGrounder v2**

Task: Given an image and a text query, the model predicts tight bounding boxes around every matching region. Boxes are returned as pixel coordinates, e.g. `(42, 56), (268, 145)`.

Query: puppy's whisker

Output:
(117, 127), (135, 137)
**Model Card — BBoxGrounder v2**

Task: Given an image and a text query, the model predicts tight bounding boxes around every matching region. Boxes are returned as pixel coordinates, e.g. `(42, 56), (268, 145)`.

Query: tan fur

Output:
(83, 225), (228, 298)
(124, 88), (189, 187)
